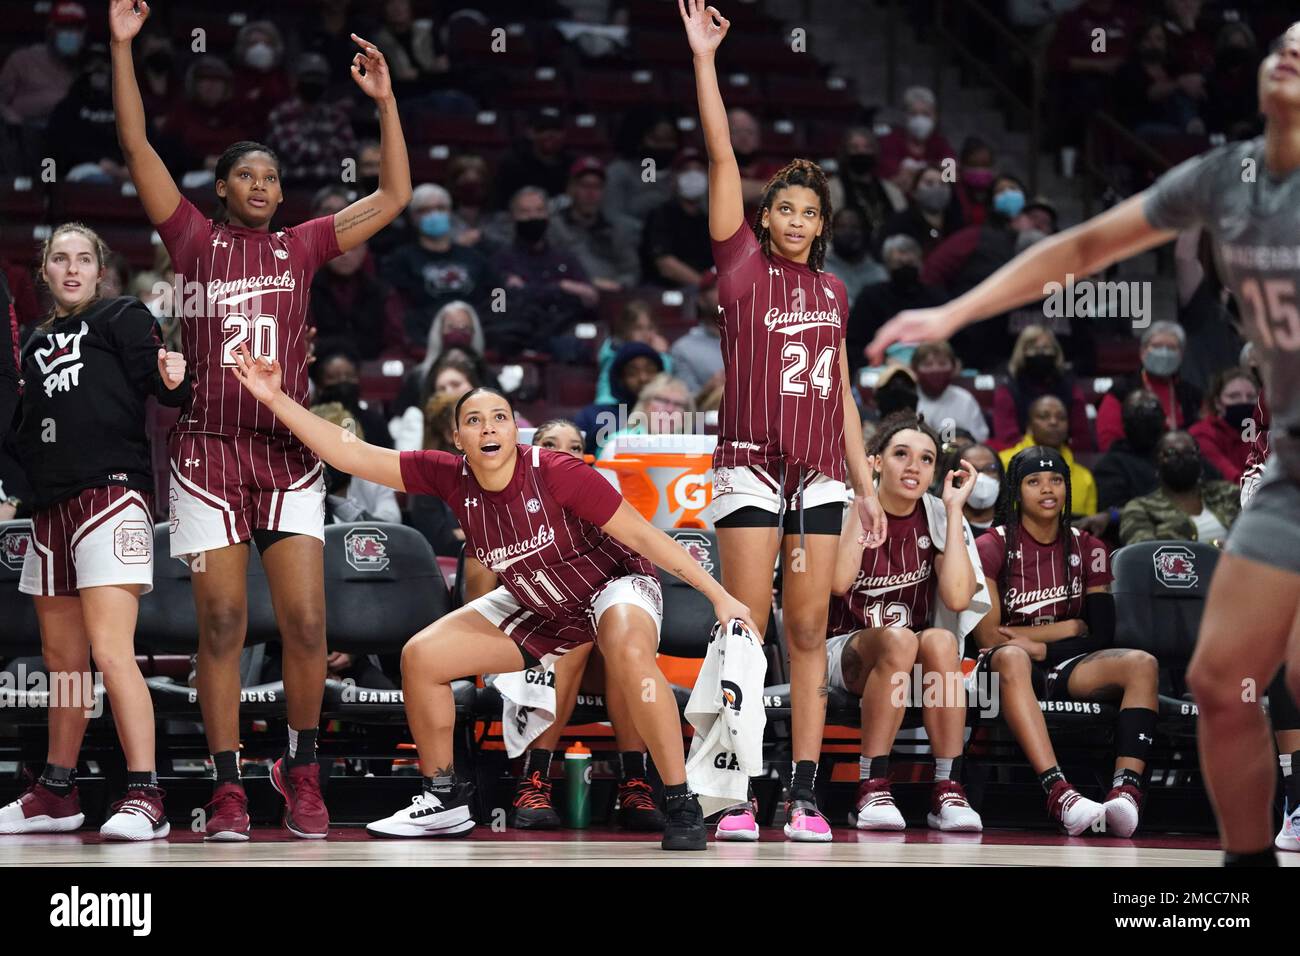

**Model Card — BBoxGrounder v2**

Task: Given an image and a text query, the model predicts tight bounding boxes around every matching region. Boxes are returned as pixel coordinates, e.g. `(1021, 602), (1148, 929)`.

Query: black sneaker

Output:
(617, 777), (666, 832)
(511, 770), (561, 829)
(661, 792), (707, 851)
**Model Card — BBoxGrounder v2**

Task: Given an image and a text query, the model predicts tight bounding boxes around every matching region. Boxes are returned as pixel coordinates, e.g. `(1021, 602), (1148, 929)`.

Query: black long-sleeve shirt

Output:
(16, 297), (190, 509)
(0, 273), (18, 435)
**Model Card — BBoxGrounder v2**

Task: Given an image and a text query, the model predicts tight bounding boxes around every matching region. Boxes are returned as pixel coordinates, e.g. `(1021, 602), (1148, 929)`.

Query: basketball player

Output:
(824, 413), (984, 833)
(680, 0), (887, 842)
(0, 224), (187, 840)
(972, 447), (1158, 837)
(870, 24), (1300, 866)
(231, 356), (754, 850)
(110, 0), (413, 840)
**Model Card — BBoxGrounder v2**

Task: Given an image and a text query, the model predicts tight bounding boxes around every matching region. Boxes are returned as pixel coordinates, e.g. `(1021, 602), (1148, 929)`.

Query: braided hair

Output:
(752, 158), (832, 272)
(214, 141), (282, 222)
(993, 446), (1081, 618)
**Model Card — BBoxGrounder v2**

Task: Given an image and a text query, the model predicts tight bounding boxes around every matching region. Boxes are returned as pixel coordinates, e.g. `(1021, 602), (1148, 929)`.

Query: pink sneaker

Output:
(783, 798), (833, 843)
(714, 800), (760, 842)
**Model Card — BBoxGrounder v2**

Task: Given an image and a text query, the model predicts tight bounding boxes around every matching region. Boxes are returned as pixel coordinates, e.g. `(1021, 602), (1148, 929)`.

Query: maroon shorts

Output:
(19, 486), (155, 597)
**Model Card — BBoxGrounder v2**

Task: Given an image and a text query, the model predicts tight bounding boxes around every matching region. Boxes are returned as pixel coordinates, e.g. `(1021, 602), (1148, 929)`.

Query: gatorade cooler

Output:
(595, 433), (718, 530)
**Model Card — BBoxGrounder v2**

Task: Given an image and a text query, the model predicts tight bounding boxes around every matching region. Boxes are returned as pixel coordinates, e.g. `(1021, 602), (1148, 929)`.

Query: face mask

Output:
(1142, 345), (1181, 377)
(516, 217), (549, 243)
(298, 79), (326, 103)
(441, 328), (473, 349)
(677, 169), (708, 201)
(890, 264), (920, 289)
(993, 188), (1026, 219)
(832, 233), (864, 260)
(144, 51), (173, 73)
(1222, 401), (1256, 432)
(847, 153), (878, 175)
(915, 369), (951, 397)
(963, 167), (994, 189)
(916, 183), (951, 214)
(907, 114), (935, 141)
(54, 30), (83, 58)
(419, 210), (452, 239)
(968, 472), (1000, 509)
(1159, 450), (1201, 492)
(1022, 352), (1056, 378)
(245, 42), (275, 71)
(318, 382), (360, 409)
(1123, 408), (1165, 453)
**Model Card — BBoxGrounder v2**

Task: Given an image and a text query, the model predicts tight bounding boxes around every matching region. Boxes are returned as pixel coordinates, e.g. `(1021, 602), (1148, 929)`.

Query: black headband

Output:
(1012, 447), (1068, 480)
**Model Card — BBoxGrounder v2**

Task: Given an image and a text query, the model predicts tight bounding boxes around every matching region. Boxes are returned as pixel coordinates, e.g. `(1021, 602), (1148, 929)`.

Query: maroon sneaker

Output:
(1047, 779), (1105, 836)
(101, 787), (170, 841)
(270, 759), (329, 839)
(204, 781), (251, 842)
(1102, 784), (1143, 838)
(0, 782), (84, 834)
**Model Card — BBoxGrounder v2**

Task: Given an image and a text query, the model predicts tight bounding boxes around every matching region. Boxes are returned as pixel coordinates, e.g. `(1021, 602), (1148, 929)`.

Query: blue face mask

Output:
(993, 189), (1025, 219)
(54, 30), (83, 58)
(419, 210), (451, 239)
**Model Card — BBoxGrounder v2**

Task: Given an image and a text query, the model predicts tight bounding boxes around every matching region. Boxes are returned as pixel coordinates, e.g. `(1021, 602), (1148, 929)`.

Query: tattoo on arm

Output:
(336, 205), (383, 233)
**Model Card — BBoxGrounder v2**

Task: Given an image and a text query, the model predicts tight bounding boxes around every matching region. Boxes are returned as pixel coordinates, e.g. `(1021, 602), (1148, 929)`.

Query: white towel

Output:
(490, 664), (557, 758)
(685, 621), (767, 817)
(920, 493), (991, 659)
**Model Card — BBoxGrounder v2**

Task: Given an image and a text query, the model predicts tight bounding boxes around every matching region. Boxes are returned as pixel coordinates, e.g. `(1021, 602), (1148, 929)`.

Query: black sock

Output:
(38, 764), (75, 796)
(619, 751), (646, 782)
(663, 782), (690, 805)
(1286, 751), (1300, 807)
(1223, 848), (1278, 867)
(862, 755), (890, 781)
(1039, 766), (1066, 794)
(212, 750), (240, 784)
(1116, 707), (1157, 764)
(286, 727), (318, 767)
(423, 770), (456, 795)
(521, 748), (552, 779)
(790, 760), (818, 800)
(126, 770), (158, 790)
(1113, 768), (1144, 792)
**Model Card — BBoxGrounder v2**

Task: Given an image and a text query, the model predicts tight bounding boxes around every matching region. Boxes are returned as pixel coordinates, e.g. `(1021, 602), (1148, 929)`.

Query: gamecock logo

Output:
(344, 527), (390, 572)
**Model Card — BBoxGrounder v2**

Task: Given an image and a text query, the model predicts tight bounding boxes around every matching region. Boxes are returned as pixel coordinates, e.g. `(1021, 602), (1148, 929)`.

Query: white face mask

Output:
(907, 114), (935, 141)
(244, 42), (275, 71)
(968, 472), (1000, 509)
(677, 169), (708, 201)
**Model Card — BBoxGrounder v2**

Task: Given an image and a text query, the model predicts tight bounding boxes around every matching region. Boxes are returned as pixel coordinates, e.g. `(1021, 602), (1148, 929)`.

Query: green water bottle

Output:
(565, 741), (592, 829)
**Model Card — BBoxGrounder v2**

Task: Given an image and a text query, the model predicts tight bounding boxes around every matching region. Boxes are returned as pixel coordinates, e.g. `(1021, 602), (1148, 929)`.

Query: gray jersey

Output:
(1144, 136), (1300, 480)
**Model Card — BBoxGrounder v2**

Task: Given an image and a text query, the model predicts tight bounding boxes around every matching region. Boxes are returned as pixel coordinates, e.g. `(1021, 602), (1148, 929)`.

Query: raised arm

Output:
(230, 347), (405, 491)
(680, 0), (744, 241)
(333, 34), (413, 253)
(842, 345), (886, 546)
(832, 501), (865, 596)
(109, 0), (181, 226)
(866, 192), (1177, 364)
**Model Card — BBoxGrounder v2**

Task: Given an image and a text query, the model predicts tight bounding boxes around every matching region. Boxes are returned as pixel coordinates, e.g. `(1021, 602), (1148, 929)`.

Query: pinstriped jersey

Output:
(711, 224), (848, 481)
(975, 525), (1111, 627)
(829, 503), (935, 635)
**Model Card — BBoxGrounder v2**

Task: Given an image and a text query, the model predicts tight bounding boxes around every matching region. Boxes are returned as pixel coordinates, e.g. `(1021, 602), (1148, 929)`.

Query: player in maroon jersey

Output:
(971, 447), (1160, 836)
(230, 355), (756, 851)
(824, 413), (983, 833)
(110, 0), (413, 840)
(680, 0), (887, 841)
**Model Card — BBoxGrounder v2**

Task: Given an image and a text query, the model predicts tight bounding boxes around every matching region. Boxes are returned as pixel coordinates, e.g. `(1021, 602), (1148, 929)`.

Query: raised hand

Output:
(678, 0), (730, 56)
(865, 306), (958, 366)
(109, 0), (149, 43)
(230, 345), (283, 405)
(941, 458), (978, 512)
(157, 348), (186, 390)
(349, 33), (393, 101)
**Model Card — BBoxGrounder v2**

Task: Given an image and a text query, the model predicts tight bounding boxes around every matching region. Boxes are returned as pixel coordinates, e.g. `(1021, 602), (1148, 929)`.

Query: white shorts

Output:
(705, 464), (847, 525)
(826, 631), (856, 693)
(20, 487), (154, 597)
(467, 573), (664, 666)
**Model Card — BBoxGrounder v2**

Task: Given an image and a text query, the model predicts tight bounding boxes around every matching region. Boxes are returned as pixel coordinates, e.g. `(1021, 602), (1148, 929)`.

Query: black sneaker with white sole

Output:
(661, 792), (707, 851)
(366, 780), (476, 838)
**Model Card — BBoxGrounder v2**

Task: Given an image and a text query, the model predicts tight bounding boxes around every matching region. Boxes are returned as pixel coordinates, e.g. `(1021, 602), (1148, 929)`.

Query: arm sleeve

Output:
(540, 448), (625, 526)
(108, 301), (192, 407)
(398, 448), (460, 499)
(1142, 149), (1217, 233)
(1081, 590), (1116, 647)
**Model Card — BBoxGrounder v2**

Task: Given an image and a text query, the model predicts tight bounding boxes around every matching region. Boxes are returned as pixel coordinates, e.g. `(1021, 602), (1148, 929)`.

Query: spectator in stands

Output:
(1188, 365), (1259, 484)
(231, 21), (291, 136)
(265, 52), (358, 188)
(847, 234), (945, 373)
(998, 394), (1098, 517)
(1120, 430), (1241, 546)
(729, 108), (781, 208)
(878, 86), (956, 187)
(574, 342), (664, 456)
(671, 270), (724, 399)
(312, 401), (400, 522)
(641, 149), (714, 288)
(912, 341), (988, 442)
(1094, 389), (1170, 518)
(446, 154), (496, 251)
(1115, 19), (1207, 138)
(604, 109), (680, 224)
(1205, 21), (1262, 141)
(550, 156), (641, 293)
(596, 300), (673, 405)
(372, 0), (450, 99)
(404, 392), (464, 556)
(827, 126), (907, 242)
(299, 0), (363, 102)
(161, 56), (241, 172)
(493, 109), (572, 208)
(958, 442), (1003, 537)
(599, 373), (698, 458)
(133, 29), (180, 122)
(1048, 0), (1138, 149)
(823, 206), (887, 305)
(879, 163), (963, 259)
(870, 364), (919, 419)
(310, 340), (393, 451)
(1162, 0), (1216, 76)
(991, 325), (1094, 453)
(307, 185), (409, 361)
(97, 253), (129, 300)
(390, 304), (490, 443)
(0, 2), (85, 145)
(1095, 321), (1202, 452)
(353, 139), (412, 258)
(951, 136), (997, 228)
(381, 183), (499, 342)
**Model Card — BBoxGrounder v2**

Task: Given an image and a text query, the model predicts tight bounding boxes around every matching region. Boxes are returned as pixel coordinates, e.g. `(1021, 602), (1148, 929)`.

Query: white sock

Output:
(288, 727), (300, 758)
(934, 757), (954, 782)
(859, 755), (871, 780)
(1281, 753), (1293, 777)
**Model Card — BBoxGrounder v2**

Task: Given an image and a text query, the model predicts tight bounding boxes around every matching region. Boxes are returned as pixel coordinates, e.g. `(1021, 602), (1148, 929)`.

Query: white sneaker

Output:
(926, 781), (983, 832)
(100, 788), (170, 842)
(1102, 785), (1142, 839)
(714, 803), (760, 842)
(1276, 802), (1300, 852)
(0, 783), (84, 834)
(1048, 780), (1105, 836)
(366, 788), (475, 838)
(850, 778), (906, 830)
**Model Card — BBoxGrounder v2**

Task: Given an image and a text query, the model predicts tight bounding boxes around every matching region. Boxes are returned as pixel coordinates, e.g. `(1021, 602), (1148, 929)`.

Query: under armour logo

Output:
(1039, 459), (1051, 467)
(184, 458), (200, 468)
(768, 266), (781, 276)
(211, 237), (228, 248)
(1138, 733), (1152, 743)
(464, 497), (478, 507)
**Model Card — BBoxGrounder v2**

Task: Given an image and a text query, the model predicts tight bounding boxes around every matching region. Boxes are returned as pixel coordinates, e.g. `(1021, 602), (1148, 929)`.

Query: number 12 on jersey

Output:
(780, 343), (836, 398)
